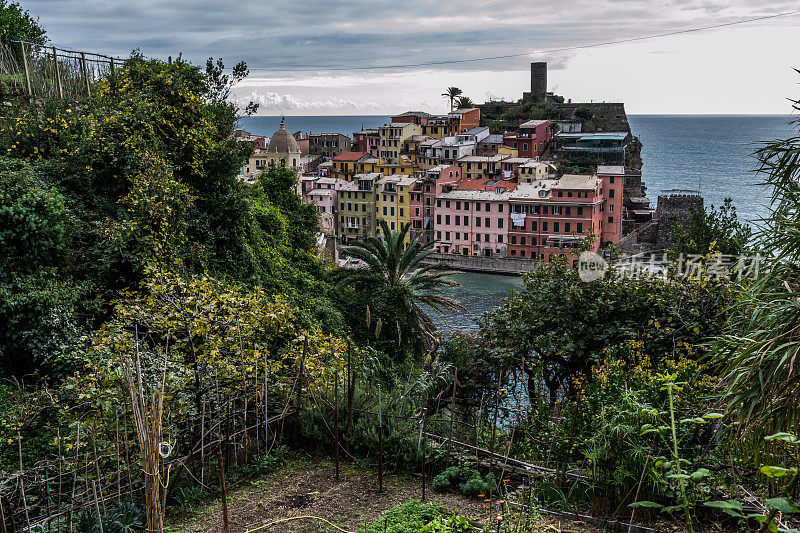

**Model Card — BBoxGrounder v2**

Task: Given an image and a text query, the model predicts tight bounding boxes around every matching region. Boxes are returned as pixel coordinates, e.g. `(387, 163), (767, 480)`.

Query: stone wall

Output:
(654, 194), (704, 250)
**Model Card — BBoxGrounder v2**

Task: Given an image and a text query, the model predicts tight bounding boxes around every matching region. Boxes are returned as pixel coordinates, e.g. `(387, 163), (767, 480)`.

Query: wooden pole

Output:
(217, 447), (230, 533)
(377, 385), (383, 493)
(488, 379), (500, 501)
(52, 47), (62, 99)
(346, 341), (353, 453)
(448, 369), (457, 459)
(80, 52), (90, 96)
(264, 344), (269, 449)
(0, 496), (7, 533)
(334, 370), (340, 481)
(92, 481), (104, 533)
(20, 42), (31, 99)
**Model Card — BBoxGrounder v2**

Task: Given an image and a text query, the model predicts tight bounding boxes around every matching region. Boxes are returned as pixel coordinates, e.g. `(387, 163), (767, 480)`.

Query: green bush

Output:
(358, 500), (449, 533)
(458, 475), (488, 499)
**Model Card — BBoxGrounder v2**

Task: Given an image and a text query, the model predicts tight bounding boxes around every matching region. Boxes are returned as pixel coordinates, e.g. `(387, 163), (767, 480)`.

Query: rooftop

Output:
(332, 151), (368, 162)
(449, 108), (479, 115)
(597, 165), (625, 175)
(377, 175), (417, 186)
(554, 174), (601, 190)
(519, 119), (550, 128)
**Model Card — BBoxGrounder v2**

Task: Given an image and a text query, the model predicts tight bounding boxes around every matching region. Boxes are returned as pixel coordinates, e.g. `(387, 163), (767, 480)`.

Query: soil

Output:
(167, 456), (603, 532)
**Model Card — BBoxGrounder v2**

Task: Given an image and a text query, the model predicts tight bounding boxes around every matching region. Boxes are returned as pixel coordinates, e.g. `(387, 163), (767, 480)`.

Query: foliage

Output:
(670, 198), (752, 256)
(441, 87), (462, 112)
(335, 220), (463, 360)
(713, 94), (800, 446)
(573, 105), (593, 121)
(0, 0), (46, 44)
(358, 500), (450, 533)
(481, 262), (731, 402)
(455, 96), (474, 109)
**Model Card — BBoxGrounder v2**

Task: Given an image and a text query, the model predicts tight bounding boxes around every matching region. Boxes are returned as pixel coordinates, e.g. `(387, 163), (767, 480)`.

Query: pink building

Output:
(303, 177), (348, 233)
(410, 164), (461, 243)
(353, 129), (381, 157)
(433, 180), (517, 256)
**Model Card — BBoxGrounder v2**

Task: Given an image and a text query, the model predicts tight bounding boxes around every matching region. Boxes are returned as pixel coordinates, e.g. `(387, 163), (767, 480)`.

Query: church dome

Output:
(266, 118), (301, 154)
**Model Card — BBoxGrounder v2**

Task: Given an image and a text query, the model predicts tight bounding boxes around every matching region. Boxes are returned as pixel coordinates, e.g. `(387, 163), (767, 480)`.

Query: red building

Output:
(503, 119), (554, 158)
(391, 111), (437, 125)
(353, 129), (380, 157)
(506, 168), (623, 264)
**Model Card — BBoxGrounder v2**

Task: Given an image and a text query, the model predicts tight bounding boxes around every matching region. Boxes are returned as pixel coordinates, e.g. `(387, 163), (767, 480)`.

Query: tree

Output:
(714, 87), (800, 445)
(482, 261), (731, 403)
(441, 87), (462, 112)
(670, 198), (752, 256)
(573, 105), (593, 121)
(455, 96), (474, 109)
(335, 220), (463, 359)
(0, 0), (46, 45)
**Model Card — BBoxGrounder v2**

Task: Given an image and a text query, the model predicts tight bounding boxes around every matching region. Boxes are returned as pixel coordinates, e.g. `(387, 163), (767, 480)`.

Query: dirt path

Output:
(167, 457), (604, 532)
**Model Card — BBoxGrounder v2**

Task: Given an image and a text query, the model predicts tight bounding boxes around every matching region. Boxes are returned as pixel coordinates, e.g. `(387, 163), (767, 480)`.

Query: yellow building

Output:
(330, 152), (385, 181)
(379, 123), (422, 163)
(376, 175), (417, 242)
(338, 173), (380, 240)
(376, 160), (416, 178)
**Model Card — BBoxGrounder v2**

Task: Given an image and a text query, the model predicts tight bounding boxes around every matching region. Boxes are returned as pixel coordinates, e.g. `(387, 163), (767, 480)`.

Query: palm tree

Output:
(441, 87), (463, 112)
(336, 220), (463, 357)
(455, 96), (475, 109)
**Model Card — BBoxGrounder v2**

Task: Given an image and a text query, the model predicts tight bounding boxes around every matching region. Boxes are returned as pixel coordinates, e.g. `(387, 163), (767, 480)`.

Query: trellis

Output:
(0, 38), (121, 102)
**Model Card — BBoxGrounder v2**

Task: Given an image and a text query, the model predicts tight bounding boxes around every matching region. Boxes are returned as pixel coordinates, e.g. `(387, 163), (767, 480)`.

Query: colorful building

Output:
(410, 164), (461, 243)
(447, 108), (481, 134)
(379, 123), (422, 162)
(330, 151), (370, 181)
(434, 180), (516, 256)
(309, 133), (352, 158)
(353, 129), (380, 157)
(338, 173), (380, 241)
(376, 175), (417, 240)
(503, 119), (554, 158)
(505, 168), (622, 264)
(457, 154), (509, 180)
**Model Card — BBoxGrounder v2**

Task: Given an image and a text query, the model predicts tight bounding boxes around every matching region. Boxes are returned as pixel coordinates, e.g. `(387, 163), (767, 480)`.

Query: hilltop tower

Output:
(530, 62), (547, 100)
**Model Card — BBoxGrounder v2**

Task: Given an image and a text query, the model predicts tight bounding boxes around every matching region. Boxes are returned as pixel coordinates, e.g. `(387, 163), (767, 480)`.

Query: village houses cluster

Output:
(235, 107), (630, 266)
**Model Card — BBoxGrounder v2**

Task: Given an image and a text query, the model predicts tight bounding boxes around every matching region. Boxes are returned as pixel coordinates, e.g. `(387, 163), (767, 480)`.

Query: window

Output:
(464, 202), (470, 210)
(566, 207), (571, 216)
(436, 214), (441, 224)
(568, 191), (573, 197)
(437, 231), (441, 239)
(498, 235), (503, 243)
(476, 234), (481, 242)
(608, 216), (614, 223)
(445, 232), (450, 240)
(455, 215), (460, 225)
(390, 207), (395, 216)
(485, 203), (491, 212)
(565, 222), (570, 232)
(531, 237), (537, 246)
(498, 204), (504, 213)
(577, 206), (584, 216)
(383, 206), (387, 216)
(391, 222), (395, 230)
(400, 195), (405, 203)
(498, 218), (503, 229)
(558, 191), (563, 197)
(455, 232), (460, 240)
(553, 222), (559, 232)
(511, 236), (517, 244)
(456, 201), (461, 210)
(476, 203), (481, 212)
(446, 201), (450, 208)
(609, 189), (615, 198)
(485, 217), (490, 227)
(610, 176), (615, 184)
(520, 250), (526, 257)
(531, 221), (537, 231)
(521, 236), (526, 245)
(399, 208), (404, 217)
(542, 206), (548, 215)
(445, 215), (451, 224)
(464, 216), (469, 226)
(543, 222), (548, 231)
(511, 249), (517, 256)
(415, 208), (420, 216)
(476, 217), (481, 227)
(437, 200), (441, 207)
(609, 204), (614, 212)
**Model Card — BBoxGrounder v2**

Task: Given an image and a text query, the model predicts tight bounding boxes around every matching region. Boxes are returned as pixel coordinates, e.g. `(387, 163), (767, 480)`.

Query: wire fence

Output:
(0, 38), (122, 102)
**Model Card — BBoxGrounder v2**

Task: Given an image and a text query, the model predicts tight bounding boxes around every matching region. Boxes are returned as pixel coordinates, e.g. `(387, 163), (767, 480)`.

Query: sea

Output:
(237, 114), (798, 332)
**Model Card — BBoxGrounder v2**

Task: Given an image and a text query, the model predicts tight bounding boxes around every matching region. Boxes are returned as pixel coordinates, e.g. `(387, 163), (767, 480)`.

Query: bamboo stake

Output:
(218, 446), (230, 533)
(52, 47), (62, 99)
(334, 370), (340, 481)
(17, 432), (31, 531)
(92, 481), (104, 533)
(20, 42), (31, 98)
(377, 384), (383, 493)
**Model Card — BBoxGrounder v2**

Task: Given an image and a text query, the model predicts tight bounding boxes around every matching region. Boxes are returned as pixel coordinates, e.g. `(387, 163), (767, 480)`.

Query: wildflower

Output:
(503, 479), (510, 483)
(498, 500), (505, 505)
(477, 494), (485, 498)
(484, 499), (491, 502)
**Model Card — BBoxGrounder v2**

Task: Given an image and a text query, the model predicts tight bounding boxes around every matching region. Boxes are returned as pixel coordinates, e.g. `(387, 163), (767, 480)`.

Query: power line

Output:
(267, 10), (800, 72)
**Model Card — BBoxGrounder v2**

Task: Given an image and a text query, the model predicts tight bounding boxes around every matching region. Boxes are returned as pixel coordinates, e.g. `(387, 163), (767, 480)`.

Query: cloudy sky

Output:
(29, 0), (800, 115)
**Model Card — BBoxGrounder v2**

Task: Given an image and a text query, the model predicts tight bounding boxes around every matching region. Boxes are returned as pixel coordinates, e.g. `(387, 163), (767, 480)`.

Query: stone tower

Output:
(530, 62), (547, 101)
